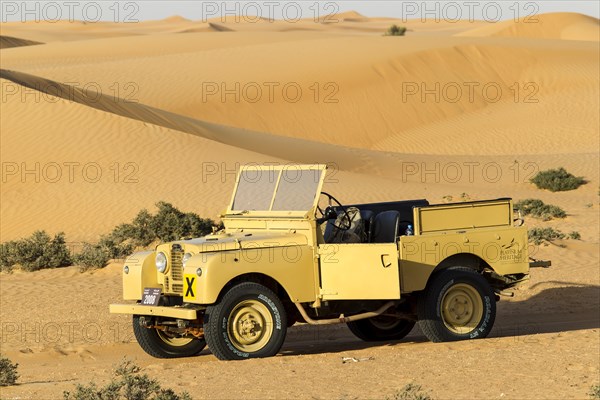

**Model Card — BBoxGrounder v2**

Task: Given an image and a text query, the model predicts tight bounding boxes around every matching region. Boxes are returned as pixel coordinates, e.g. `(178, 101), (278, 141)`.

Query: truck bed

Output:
(413, 198), (513, 235)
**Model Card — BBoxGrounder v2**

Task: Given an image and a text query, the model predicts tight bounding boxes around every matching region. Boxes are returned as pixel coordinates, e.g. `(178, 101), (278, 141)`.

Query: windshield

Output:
(230, 165), (325, 213)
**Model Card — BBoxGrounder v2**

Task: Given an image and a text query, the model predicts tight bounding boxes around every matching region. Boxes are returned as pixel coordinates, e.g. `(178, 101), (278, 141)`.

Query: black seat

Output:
(371, 210), (400, 243)
(360, 210), (375, 242)
(323, 217), (336, 242)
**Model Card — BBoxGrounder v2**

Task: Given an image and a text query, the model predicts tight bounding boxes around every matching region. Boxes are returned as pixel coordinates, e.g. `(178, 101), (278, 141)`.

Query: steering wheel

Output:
(317, 192), (352, 231)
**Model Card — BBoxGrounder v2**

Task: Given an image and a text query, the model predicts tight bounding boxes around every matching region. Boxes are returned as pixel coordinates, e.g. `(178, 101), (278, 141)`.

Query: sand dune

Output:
(1, 12), (598, 243)
(1, 68), (598, 243)
(206, 22), (235, 32)
(0, 35), (43, 49)
(1, 11), (598, 245)
(162, 15), (191, 23)
(3, 33), (595, 156)
(458, 12), (600, 41)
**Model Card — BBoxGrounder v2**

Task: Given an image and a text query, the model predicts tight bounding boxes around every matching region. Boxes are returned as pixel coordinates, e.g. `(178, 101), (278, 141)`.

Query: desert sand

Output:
(0, 10), (599, 400)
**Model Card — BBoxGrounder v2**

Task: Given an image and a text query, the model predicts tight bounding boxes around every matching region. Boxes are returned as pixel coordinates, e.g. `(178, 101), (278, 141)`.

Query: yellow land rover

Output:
(110, 164), (532, 360)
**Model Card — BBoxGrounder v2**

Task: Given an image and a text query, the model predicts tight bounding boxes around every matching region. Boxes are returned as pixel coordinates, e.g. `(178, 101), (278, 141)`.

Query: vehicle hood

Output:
(166, 231), (308, 253)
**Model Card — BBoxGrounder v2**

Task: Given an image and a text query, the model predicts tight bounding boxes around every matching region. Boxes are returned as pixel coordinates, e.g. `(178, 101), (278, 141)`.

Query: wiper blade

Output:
(228, 210), (249, 216)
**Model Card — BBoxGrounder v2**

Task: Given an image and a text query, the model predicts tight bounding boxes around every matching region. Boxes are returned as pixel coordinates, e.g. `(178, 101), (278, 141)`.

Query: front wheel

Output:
(203, 282), (287, 360)
(347, 316), (415, 342)
(132, 315), (206, 358)
(417, 267), (496, 342)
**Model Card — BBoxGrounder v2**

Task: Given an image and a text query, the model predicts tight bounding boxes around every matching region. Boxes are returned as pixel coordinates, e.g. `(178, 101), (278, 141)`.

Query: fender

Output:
(122, 251), (160, 300)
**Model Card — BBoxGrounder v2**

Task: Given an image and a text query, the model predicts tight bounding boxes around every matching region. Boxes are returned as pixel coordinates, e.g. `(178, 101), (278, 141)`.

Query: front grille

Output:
(172, 284), (183, 293)
(171, 249), (183, 281)
(169, 245), (184, 294)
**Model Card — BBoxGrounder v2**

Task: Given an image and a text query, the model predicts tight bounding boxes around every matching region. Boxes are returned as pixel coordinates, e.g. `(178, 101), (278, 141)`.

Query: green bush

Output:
(568, 231), (581, 240)
(386, 383), (432, 400)
(151, 202), (215, 242)
(528, 227), (565, 245)
(0, 231), (71, 272)
(73, 243), (110, 270)
(515, 199), (566, 221)
(0, 355), (19, 386)
(73, 236), (133, 271)
(73, 202), (217, 270)
(63, 359), (191, 400)
(531, 168), (586, 192)
(385, 24), (407, 36)
(589, 384), (600, 399)
(110, 209), (155, 247)
(1, 202), (218, 272)
(109, 202), (217, 247)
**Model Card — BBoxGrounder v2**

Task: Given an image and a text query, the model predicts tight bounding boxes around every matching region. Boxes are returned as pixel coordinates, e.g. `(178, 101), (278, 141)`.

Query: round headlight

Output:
(182, 252), (192, 268)
(123, 265), (129, 274)
(196, 268), (202, 277)
(155, 252), (167, 273)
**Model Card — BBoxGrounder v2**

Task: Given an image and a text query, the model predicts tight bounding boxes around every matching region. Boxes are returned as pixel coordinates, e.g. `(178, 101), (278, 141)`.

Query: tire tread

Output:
(132, 315), (205, 358)
(417, 267), (495, 343)
(204, 282), (287, 360)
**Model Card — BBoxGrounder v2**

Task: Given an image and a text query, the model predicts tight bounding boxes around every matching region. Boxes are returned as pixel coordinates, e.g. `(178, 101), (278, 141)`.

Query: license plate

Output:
(141, 288), (161, 306)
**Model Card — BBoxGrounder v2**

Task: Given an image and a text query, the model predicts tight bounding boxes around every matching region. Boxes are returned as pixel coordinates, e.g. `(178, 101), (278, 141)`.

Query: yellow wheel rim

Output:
(228, 300), (273, 353)
(441, 283), (483, 334)
(156, 330), (194, 347)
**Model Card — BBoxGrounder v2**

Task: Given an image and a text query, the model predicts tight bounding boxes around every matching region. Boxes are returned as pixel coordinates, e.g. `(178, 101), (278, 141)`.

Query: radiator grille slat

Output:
(172, 284), (183, 293)
(169, 246), (184, 294)
(171, 252), (183, 281)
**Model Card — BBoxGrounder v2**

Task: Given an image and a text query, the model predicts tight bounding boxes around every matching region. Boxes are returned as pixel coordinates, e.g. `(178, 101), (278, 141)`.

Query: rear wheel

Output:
(132, 315), (206, 358)
(347, 316), (415, 342)
(204, 282), (287, 360)
(417, 267), (496, 342)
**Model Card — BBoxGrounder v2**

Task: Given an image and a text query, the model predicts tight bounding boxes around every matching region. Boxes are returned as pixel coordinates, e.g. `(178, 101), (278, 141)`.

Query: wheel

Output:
(347, 316), (415, 342)
(132, 315), (206, 358)
(203, 282), (287, 360)
(417, 267), (496, 342)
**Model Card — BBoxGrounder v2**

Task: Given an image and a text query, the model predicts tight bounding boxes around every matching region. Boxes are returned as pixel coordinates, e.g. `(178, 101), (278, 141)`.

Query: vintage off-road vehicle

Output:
(110, 164), (532, 360)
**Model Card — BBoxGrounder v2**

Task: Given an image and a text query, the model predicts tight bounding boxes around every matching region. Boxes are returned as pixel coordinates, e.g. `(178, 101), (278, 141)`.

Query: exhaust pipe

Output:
(294, 301), (396, 325)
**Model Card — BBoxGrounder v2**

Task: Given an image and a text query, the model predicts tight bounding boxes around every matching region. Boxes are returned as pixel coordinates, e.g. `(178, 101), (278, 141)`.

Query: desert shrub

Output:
(0, 355), (19, 386)
(150, 202), (214, 242)
(514, 199), (566, 221)
(1, 203), (217, 272)
(108, 202), (216, 247)
(110, 209), (155, 247)
(63, 359), (191, 400)
(531, 167), (586, 192)
(589, 384), (600, 399)
(74, 235), (136, 270)
(528, 227), (565, 245)
(568, 231), (581, 240)
(0, 231), (71, 271)
(73, 243), (110, 270)
(0, 242), (15, 272)
(386, 383), (432, 400)
(385, 24), (407, 36)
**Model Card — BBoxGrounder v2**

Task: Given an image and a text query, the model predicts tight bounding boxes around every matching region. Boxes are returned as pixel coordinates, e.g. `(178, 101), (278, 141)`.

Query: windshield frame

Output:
(225, 164), (327, 218)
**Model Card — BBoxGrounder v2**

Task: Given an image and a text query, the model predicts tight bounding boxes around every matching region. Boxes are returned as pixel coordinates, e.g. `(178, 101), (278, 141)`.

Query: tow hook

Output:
(495, 290), (514, 297)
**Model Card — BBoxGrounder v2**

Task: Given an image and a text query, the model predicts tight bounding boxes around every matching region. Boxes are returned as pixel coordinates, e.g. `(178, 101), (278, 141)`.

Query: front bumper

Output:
(109, 304), (201, 320)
